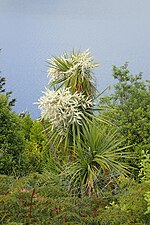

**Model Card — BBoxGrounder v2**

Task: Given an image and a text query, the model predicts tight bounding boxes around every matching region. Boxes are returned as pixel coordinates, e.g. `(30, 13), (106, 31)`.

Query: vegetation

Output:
(0, 94), (25, 176)
(0, 74), (16, 106)
(0, 51), (150, 224)
(100, 63), (150, 167)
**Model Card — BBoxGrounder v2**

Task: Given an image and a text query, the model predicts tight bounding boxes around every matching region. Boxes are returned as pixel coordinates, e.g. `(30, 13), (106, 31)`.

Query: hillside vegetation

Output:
(0, 50), (150, 224)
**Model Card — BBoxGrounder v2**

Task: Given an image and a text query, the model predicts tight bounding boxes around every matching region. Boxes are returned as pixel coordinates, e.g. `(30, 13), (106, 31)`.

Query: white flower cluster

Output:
(47, 49), (98, 83)
(37, 88), (92, 134)
(70, 49), (98, 71)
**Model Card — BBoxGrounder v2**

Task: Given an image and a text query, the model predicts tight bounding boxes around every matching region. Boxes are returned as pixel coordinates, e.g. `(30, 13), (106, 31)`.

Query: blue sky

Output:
(0, 0), (150, 118)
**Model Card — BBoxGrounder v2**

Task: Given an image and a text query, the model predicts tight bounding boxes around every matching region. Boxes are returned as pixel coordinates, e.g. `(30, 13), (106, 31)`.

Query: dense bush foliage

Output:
(0, 95), (25, 176)
(100, 63), (150, 174)
(0, 96), (48, 176)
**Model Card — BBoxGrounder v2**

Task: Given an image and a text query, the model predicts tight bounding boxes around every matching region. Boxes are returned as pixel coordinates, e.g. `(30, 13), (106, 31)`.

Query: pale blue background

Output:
(0, 0), (150, 118)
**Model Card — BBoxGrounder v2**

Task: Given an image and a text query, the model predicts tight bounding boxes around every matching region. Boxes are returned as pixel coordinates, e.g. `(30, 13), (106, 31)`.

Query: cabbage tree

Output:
(37, 50), (99, 151)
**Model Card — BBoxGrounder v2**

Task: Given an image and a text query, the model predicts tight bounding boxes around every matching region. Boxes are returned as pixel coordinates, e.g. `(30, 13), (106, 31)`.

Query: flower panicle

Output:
(47, 49), (98, 84)
(37, 88), (93, 135)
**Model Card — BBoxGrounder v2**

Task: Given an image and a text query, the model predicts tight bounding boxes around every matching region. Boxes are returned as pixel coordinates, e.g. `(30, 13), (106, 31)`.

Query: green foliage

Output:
(62, 121), (132, 196)
(22, 113), (33, 140)
(100, 63), (150, 170)
(139, 151), (150, 216)
(1, 173), (150, 225)
(139, 151), (150, 182)
(22, 117), (49, 174)
(0, 75), (16, 107)
(144, 191), (150, 215)
(96, 177), (150, 224)
(0, 95), (25, 176)
(0, 173), (107, 224)
(22, 141), (44, 174)
(0, 101), (48, 176)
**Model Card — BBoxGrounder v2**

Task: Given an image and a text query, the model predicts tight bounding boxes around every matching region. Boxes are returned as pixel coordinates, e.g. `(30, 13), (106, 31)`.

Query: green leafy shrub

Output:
(96, 177), (150, 224)
(139, 151), (150, 216)
(144, 191), (150, 215)
(99, 63), (150, 174)
(21, 117), (49, 175)
(0, 95), (25, 176)
(139, 151), (150, 182)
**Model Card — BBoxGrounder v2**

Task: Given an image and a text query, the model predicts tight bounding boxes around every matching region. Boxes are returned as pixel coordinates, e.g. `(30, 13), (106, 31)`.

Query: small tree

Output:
(100, 63), (150, 171)
(0, 95), (25, 176)
(37, 50), (132, 196)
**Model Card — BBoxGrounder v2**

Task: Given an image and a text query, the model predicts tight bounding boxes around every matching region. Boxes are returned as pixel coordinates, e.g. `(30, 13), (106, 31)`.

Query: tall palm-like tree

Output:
(38, 50), (99, 152)
(38, 50), (133, 197)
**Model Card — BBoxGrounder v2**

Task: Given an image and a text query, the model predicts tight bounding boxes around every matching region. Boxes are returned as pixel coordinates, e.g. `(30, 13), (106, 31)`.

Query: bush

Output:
(96, 177), (150, 224)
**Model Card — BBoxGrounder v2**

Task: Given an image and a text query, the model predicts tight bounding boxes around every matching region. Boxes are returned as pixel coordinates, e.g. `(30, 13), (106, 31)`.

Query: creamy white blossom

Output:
(47, 49), (98, 84)
(37, 88), (93, 134)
